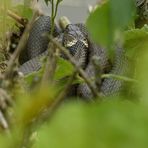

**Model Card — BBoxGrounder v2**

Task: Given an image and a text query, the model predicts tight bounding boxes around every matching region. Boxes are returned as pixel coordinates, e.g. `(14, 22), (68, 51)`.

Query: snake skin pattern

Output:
(100, 47), (129, 96)
(27, 16), (60, 59)
(18, 15), (129, 99)
(76, 25), (109, 99)
(19, 50), (48, 75)
(19, 16), (60, 65)
(19, 16), (89, 75)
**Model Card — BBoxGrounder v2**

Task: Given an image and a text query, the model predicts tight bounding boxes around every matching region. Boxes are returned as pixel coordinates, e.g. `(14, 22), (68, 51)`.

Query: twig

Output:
(50, 0), (55, 35)
(101, 74), (138, 83)
(92, 56), (102, 87)
(49, 37), (99, 98)
(7, 10), (28, 26)
(4, 11), (39, 79)
(41, 43), (57, 85)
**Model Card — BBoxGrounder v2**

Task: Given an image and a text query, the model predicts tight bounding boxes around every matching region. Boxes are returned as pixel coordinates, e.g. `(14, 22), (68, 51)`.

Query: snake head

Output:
(63, 24), (88, 55)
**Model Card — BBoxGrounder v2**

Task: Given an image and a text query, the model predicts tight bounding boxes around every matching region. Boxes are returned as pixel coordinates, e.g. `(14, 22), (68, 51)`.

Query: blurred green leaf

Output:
(86, 0), (135, 48)
(33, 101), (148, 148)
(54, 57), (74, 80)
(0, 0), (13, 42)
(12, 4), (33, 19)
(15, 86), (56, 126)
(24, 69), (43, 86)
(123, 27), (148, 102)
(86, 2), (111, 47)
(0, 135), (8, 148)
(124, 27), (148, 58)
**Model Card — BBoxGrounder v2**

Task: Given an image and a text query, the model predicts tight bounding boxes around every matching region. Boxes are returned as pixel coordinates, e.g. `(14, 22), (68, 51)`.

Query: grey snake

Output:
(18, 15), (129, 99)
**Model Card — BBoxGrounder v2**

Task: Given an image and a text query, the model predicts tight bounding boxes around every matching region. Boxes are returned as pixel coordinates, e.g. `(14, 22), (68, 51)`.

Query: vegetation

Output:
(0, 0), (148, 148)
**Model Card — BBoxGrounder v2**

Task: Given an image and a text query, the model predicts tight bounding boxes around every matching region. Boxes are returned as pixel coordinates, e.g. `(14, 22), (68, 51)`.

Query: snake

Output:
(17, 14), (130, 100)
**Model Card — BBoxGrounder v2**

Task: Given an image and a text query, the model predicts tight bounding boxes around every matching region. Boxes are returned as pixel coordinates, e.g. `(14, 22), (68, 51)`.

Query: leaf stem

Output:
(101, 74), (138, 83)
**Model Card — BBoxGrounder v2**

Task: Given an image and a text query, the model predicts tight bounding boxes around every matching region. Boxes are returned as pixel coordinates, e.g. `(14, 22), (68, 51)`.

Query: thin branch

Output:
(7, 10), (28, 26)
(53, 0), (60, 19)
(41, 43), (57, 85)
(4, 11), (39, 79)
(49, 37), (99, 98)
(50, 0), (55, 35)
(101, 74), (138, 83)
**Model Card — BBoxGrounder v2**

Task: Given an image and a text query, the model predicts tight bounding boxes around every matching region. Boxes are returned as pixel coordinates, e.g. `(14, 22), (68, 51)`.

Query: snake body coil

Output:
(19, 15), (129, 99)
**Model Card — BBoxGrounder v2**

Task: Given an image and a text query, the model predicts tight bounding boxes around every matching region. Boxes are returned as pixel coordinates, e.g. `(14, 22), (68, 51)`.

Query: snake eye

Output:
(64, 35), (77, 47)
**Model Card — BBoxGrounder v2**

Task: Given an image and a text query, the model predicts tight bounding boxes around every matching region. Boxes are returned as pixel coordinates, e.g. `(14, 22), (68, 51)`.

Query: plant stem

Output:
(101, 74), (138, 83)
(41, 44), (57, 85)
(7, 10), (27, 26)
(41, 0), (61, 85)
(50, 0), (55, 36)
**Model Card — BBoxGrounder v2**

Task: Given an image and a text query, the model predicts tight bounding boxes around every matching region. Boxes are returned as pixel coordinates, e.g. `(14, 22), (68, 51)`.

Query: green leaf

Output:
(24, 57), (74, 86)
(124, 27), (148, 58)
(86, 0), (136, 48)
(33, 101), (148, 148)
(123, 27), (148, 103)
(86, 2), (111, 47)
(54, 57), (74, 80)
(12, 4), (33, 19)
(24, 69), (43, 86)
(0, 0), (13, 42)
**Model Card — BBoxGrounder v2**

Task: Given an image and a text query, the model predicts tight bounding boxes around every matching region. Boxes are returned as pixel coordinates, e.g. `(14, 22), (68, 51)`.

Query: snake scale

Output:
(18, 15), (130, 100)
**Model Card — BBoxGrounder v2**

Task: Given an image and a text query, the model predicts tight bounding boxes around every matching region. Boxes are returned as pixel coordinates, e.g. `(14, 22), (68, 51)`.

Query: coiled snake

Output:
(18, 15), (129, 99)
